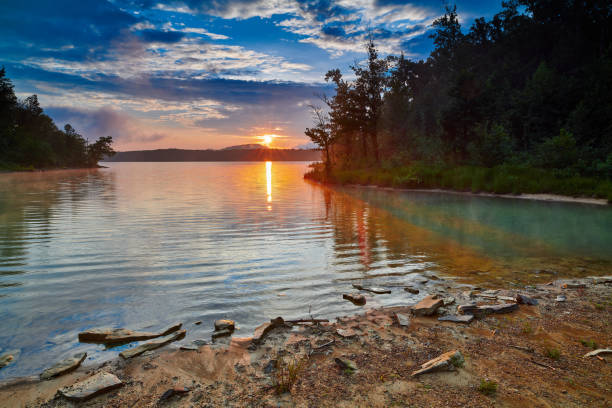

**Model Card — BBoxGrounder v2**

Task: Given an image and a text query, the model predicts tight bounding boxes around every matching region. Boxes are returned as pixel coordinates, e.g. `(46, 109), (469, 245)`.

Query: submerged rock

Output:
(40, 352), (87, 380)
(343, 293), (366, 306)
(0, 353), (15, 369)
(411, 350), (464, 376)
(214, 319), (235, 332)
(253, 317), (285, 344)
(58, 372), (122, 401)
(119, 330), (186, 359)
(352, 284), (391, 294)
(438, 314), (474, 324)
(404, 287), (420, 294)
(212, 329), (232, 340)
(411, 295), (443, 316)
(78, 323), (182, 344)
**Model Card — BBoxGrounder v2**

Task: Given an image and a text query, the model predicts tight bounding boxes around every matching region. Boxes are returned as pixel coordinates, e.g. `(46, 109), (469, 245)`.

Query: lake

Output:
(1, 162), (611, 380)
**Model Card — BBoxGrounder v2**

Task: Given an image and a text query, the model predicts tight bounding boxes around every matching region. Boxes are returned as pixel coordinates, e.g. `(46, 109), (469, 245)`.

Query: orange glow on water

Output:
(266, 161), (272, 203)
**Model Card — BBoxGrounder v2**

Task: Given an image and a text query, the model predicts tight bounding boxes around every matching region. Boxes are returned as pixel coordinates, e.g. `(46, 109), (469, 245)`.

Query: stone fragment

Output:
(516, 294), (539, 305)
(404, 287), (419, 294)
(438, 315), (474, 324)
(78, 323), (182, 344)
(555, 295), (567, 302)
(252, 317), (285, 344)
(0, 353), (15, 369)
(411, 350), (464, 376)
(58, 372), (122, 401)
(263, 359), (277, 374)
(591, 276), (612, 285)
(214, 319), (235, 332)
(352, 284), (391, 294)
(393, 312), (411, 327)
(119, 330), (186, 359)
(334, 358), (357, 373)
(159, 386), (190, 403)
(212, 329), (232, 340)
(562, 282), (586, 289)
(336, 328), (358, 338)
(497, 295), (517, 302)
(194, 321), (202, 325)
(411, 295), (443, 316)
(40, 353), (87, 380)
(457, 302), (518, 317)
(442, 297), (455, 306)
(343, 293), (366, 306)
(179, 345), (198, 351)
(584, 349), (612, 358)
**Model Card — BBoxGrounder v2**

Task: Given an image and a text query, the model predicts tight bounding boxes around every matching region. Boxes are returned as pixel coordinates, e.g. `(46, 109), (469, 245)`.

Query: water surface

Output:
(1, 162), (611, 379)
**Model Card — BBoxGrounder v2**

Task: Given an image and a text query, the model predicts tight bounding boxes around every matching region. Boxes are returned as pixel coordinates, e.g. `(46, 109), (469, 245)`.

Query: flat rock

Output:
(411, 295), (443, 316)
(516, 294), (538, 305)
(555, 295), (567, 302)
(404, 287), (420, 294)
(214, 319), (235, 331)
(252, 317), (285, 344)
(179, 345), (199, 351)
(342, 293), (366, 306)
(457, 302), (518, 317)
(40, 353), (87, 380)
(412, 350), (464, 376)
(212, 328), (232, 340)
(591, 276), (612, 285)
(119, 330), (186, 359)
(352, 284), (391, 294)
(0, 353), (15, 369)
(442, 297), (455, 306)
(58, 372), (122, 401)
(159, 386), (190, 403)
(78, 323), (182, 344)
(562, 282), (586, 289)
(336, 328), (358, 338)
(438, 314), (474, 324)
(394, 312), (411, 327)
(584, 349), (612, 358)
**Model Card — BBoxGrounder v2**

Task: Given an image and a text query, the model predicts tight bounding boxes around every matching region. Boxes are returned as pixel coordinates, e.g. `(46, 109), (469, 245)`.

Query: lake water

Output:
(1, 162), (611, 379)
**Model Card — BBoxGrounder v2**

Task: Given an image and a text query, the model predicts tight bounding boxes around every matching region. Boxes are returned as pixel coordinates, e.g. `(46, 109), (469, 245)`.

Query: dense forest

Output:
(305, 0), (612, 199)
(0, 68), (114, 170)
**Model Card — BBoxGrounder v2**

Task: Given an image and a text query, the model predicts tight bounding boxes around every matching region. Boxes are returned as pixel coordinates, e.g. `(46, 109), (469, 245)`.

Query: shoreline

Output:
(307, 178), (610, 206)
(0, 165), (107, 174)
(1, 274), (610, 407)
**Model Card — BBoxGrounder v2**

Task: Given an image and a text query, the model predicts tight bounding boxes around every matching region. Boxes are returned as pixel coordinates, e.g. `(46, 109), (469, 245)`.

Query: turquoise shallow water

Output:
(1, 162), (611, 379)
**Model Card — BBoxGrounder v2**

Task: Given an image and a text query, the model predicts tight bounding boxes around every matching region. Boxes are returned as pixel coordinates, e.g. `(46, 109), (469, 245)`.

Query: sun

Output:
(262, 135), (273, 145)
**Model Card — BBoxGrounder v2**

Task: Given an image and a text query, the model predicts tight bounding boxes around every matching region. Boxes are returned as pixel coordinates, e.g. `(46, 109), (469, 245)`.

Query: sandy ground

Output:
(358, 186), (610, 206)
(1, 275), (610, 408)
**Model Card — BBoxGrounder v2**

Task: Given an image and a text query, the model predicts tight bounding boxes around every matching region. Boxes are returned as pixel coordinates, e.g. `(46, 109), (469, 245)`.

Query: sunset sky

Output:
(1, 1), (503, 151)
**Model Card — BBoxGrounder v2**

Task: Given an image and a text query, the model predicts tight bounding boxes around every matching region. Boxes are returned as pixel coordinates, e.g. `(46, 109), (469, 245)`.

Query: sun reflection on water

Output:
(266, 161), (272, 205)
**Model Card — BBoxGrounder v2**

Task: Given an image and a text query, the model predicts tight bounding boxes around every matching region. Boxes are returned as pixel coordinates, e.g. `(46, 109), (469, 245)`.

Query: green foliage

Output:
(0, 68), (115, 170)
(478, 379), (498, 396)
(580, 339), (597, 349)
(545, 348), (561, 360)
(273, 356), (305, 394)
(307, 1), (612, 185)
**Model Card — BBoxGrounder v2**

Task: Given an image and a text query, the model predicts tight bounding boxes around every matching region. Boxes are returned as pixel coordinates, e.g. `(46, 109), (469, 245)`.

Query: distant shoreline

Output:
(105, 148), (322, 162)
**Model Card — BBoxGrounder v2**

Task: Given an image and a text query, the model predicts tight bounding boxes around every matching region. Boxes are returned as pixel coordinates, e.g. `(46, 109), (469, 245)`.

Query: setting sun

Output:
(262, 135), (273, 145)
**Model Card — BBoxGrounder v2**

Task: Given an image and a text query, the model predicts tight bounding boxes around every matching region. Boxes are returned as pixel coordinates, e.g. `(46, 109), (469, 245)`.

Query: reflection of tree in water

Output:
(0, 170), (116, 295)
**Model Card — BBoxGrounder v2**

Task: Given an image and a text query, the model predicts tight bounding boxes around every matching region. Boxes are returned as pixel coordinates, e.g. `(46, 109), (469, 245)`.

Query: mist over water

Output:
(1, 162), (611, 379)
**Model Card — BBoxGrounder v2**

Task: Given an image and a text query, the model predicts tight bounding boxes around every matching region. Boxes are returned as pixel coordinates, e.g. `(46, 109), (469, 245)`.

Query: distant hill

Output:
(104, 148), (321, 162)
(221, 143), (268, 150)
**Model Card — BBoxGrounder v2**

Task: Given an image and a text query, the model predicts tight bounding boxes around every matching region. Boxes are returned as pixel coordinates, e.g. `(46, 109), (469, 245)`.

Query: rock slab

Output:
(41, 353), (87, 380)
(214, 319), (235, 332)
(253, 317), (285, 344)
(412, 295), (443, 316)
(412, 350), (464, 376)
(343, 293), (366, 306)
(58, 372), (122, 401)
(119, 330), (186, 359)
(457, 302), (518, 317)
(438, 314), (474, 324)
(352, 284), (391, 294)
(78, 323), (182, 344)
(394, 313), (411, 327)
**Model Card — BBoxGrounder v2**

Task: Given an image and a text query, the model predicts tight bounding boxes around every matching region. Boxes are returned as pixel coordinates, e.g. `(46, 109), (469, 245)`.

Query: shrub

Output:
(545, 348), (561, 360)
(478, 379), (498, 396)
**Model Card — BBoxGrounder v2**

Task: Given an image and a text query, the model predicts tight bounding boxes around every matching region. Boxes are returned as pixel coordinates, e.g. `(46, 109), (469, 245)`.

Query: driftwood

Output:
(285, 318), (329, 324)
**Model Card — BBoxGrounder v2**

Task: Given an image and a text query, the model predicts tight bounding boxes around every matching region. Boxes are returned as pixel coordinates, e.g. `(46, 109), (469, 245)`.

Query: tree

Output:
(305, 105), (335, 175)
(87, 136), (115, 167)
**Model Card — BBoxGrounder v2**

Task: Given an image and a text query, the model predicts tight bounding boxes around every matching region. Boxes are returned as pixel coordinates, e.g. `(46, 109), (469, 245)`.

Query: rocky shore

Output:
(1, 274), (610, 407)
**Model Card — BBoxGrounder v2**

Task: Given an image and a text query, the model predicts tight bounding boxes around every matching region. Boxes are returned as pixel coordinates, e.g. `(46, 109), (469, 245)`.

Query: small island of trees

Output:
(0, 68), (115, 171)
(305, 0), (612, 201)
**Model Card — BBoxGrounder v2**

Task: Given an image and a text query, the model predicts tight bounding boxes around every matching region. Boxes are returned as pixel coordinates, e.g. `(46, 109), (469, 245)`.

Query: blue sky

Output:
(1, 0), (505, 150)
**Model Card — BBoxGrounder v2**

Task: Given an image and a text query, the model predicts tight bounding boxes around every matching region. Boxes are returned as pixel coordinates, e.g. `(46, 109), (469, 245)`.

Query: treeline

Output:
(0, 68), (114, 170)
(305, 0), (612, 197)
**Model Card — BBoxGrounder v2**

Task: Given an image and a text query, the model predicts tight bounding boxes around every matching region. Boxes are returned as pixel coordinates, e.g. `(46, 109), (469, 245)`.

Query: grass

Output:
(521, 321), (533, 334)
(545, 348), (561, 360)
(273, 356), (305, 394)
(304, 162), (612, 202)
(580, 339), (598, 349)
(478, 379), (498, 396)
